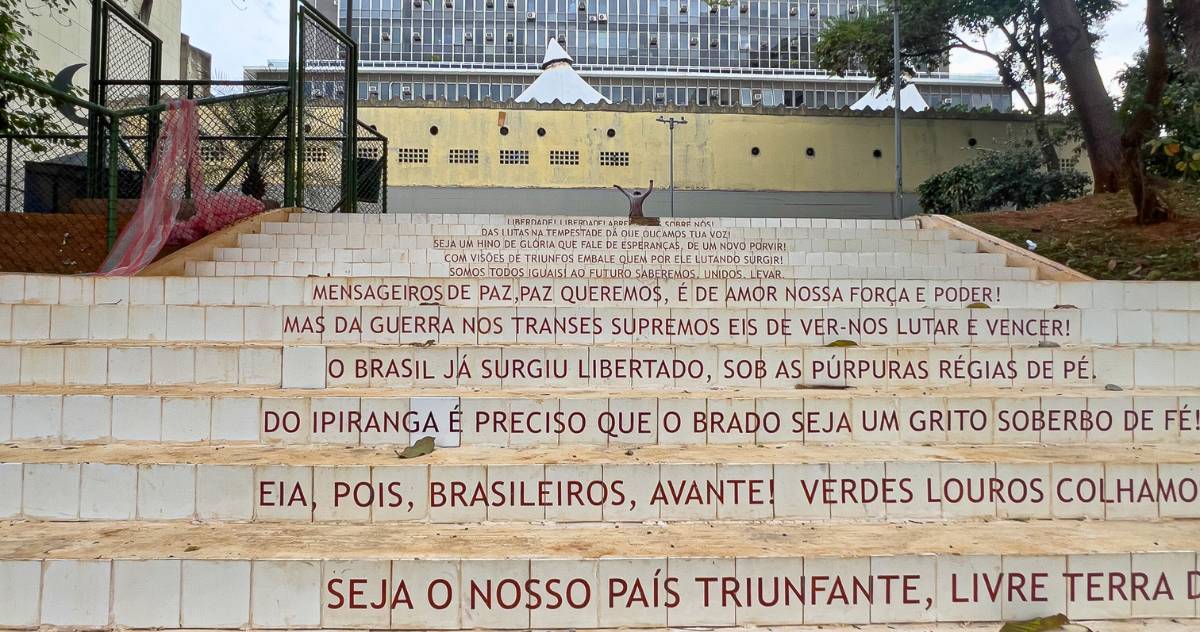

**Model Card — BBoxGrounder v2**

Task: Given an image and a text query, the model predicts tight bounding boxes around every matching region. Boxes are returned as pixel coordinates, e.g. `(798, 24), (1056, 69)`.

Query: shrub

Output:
(918, 148), (1091, 214)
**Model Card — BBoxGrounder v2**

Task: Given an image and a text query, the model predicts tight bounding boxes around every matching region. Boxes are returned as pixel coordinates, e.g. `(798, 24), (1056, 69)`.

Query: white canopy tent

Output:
(850, 83), (930, 112)
(515, 39), (610, 105)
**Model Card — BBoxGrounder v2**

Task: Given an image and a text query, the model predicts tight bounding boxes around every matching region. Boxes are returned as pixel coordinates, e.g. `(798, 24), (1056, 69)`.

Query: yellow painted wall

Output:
(359, 105), (1048, 192)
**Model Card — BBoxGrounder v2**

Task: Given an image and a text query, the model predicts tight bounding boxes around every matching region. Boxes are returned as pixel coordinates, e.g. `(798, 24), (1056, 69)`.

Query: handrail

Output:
(0, 68), (120, 117)
(116, 86), (291, 118)
(99, 79), (289, 87)
(0, 69), (291, 121)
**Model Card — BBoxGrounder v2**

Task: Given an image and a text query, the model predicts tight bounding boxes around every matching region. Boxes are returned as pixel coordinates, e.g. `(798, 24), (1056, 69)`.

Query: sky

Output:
(182, 0), (1148, 104)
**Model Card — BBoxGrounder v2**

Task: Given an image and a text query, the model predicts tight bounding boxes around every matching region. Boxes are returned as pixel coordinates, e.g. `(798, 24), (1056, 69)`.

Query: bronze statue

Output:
(614, 180), (659, 226)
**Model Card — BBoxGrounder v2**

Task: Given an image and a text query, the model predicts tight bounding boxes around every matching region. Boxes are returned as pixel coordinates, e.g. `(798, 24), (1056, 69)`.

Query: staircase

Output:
(1, 212), (1198, 630)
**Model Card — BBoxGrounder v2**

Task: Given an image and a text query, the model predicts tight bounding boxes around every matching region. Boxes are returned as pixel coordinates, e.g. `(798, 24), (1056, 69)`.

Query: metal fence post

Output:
(86, 0), (105, 197)
(106, 114), (121, 251)
(343, 0), (358, 213)
(296, 10), (307, 210)
(4, 138), (11, 214)
(284, 0), (299, 208)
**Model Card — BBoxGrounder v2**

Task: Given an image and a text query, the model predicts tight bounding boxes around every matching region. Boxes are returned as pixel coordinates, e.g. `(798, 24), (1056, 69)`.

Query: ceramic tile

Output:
(390, 560), (461, 629)
(321, 560), (392, 628)
(113, 560), (182, 627)
(41, 560), (110, 627)
(666, 558), (736, 626)
(251, 560), (322, 627)
(0, 561), (40, 626)
(80, 463), (136, 520)
(459, 559), (531, 629)
(137, 464), (196, 520)
(181, 561), (251, 628)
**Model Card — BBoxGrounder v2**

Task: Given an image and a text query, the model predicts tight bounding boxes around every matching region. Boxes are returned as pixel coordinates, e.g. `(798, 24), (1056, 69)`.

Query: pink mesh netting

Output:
(99, 99), (266, 275)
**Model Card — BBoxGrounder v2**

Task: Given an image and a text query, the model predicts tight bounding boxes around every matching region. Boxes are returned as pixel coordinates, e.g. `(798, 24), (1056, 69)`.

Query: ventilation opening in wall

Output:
(872, 149), (882, 158)
(358, 145), (383, 160)
(304, 145), (331, 163)
(499, 126), (509, 135)
(397, 148), (430, 163)
(968, 137), (978, 147)
(549, 149), (580, 165)
(429, 125), (439, 135)
(199, 142), (227, 164)
(448, 149), (480, 164)
(750, 146), (760, 156)
(805, 147), (815, 157)
(606, 128), (616, 138)
(499, 149), (530, 165)
(599, 151), (630, 167)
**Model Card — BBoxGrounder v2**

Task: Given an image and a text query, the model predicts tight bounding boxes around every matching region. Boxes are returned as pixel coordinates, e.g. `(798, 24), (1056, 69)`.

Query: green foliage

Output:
(1119, 47), (1200, 179)
(1148, 137), (1200, 179)
(214, 92), (288, 200)
(998, 614), (1070, 632)
(918, 148), (1091, 214)
(813, 2), (953, 92)
(813, 0), (1116, 107)
(0, 0), (81, 142)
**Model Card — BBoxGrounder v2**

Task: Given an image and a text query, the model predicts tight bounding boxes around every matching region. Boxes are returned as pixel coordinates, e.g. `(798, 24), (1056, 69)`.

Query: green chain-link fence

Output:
(0, 0), (386, 274)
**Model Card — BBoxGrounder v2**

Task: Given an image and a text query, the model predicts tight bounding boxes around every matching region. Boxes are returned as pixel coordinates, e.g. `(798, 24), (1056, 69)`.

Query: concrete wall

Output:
(28, 0), (182, 87)
(359, 103), (1051, 194)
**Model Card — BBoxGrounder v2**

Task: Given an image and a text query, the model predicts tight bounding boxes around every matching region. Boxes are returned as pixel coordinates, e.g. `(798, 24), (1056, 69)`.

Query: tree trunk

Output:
(1034, 117), (1061, 171)
(1179, 0), (1200, 70)
(1122, 0), (1170, 224)
(1041, 0), (1125, 192)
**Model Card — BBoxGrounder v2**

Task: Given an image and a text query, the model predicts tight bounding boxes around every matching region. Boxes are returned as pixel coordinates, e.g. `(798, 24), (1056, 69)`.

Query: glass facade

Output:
(275, 0), (1011, 110)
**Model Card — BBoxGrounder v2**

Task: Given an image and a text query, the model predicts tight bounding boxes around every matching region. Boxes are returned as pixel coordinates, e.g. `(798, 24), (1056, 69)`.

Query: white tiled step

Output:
(0, 521), (1196, 628)
(3, 444), (1196, 524)
(213, 247), (1007, 269)
(4, 275), (1192, 311)
(272, 214), (922, 229)
(0, 304), (1111, 346)
(12, 303), (1200, 347)
(0, 342), (1188, 389)
(3, 387), (1199, 447)
(238, 232), (983, 254)
(288, 213), (924, 230)
(260, 220), (943, 240)
(184, 260), (1033, 281)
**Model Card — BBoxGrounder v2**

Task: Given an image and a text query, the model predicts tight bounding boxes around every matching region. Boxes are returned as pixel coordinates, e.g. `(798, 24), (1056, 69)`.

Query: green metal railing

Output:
(2, 68), (291, 248)
(0, 0), (386, 273)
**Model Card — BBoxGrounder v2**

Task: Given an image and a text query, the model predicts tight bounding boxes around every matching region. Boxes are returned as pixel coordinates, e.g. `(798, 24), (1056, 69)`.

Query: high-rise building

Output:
(251, 0), (1010, 110)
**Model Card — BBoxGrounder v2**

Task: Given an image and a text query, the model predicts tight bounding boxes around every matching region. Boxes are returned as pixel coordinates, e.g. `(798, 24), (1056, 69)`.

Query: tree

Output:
(813, 0), (1116, 173)
(0, 0), (79, 146)
(1118, 44), (1200, 179)
(1179, 0), (1200, 68)
(1041, 0), (1126, 192)
(215, 92), (289, 201)
(1119, 0), (1171, 223)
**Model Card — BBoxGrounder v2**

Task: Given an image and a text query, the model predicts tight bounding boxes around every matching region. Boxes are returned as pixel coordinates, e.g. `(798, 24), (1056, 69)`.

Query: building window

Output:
(499, 149), (530, 164)
(598, 151), (629, 166)
(449, 148), (480, 164)
(549, 149), (580, 165)
(397, 148), (430, 163)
